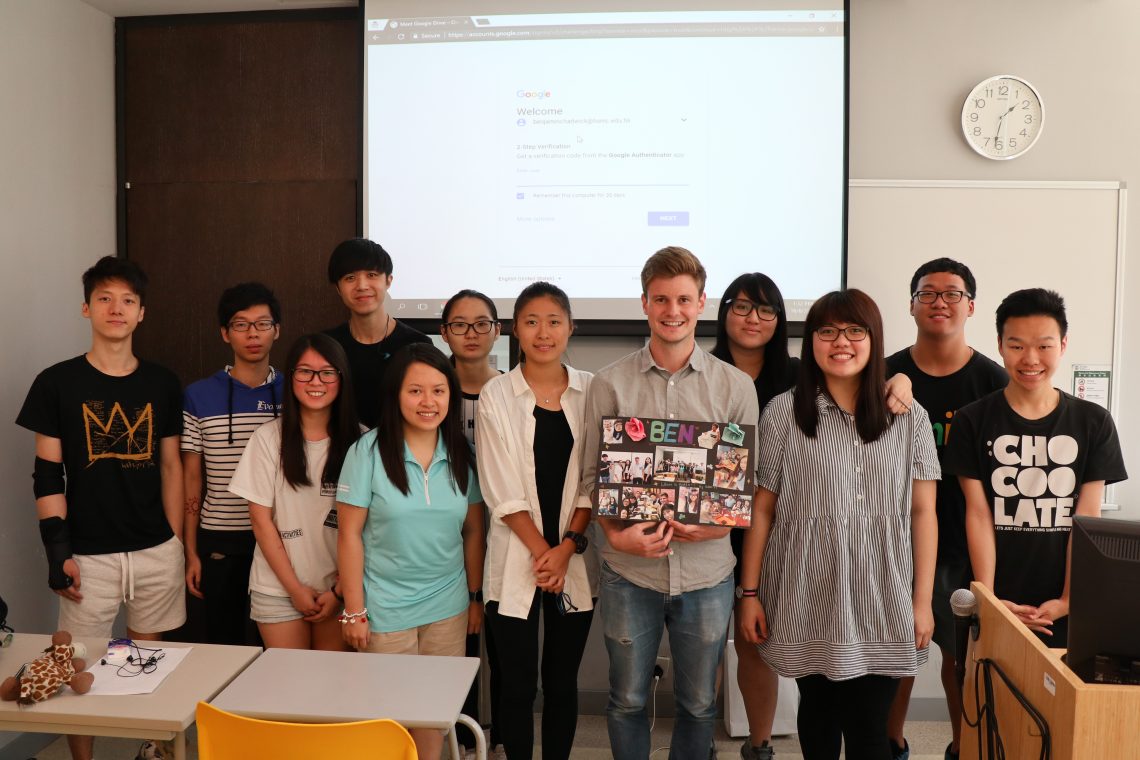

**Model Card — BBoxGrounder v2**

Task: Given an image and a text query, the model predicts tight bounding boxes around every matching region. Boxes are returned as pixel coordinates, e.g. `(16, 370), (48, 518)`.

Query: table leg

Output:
(456, 714), (485, 760)
(173, 730), (186, 760)
(447, 722), (461, 760)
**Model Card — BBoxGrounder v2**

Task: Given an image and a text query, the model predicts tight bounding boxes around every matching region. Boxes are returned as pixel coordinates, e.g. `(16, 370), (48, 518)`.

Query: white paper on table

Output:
(84, 646), (193, 696)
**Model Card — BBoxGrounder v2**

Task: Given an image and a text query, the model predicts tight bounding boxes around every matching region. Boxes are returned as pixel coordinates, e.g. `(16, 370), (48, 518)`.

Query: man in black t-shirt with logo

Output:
(884, 258), (1007, 760)
(17, 256), (184, 760)
(945, 288), (1125, 654)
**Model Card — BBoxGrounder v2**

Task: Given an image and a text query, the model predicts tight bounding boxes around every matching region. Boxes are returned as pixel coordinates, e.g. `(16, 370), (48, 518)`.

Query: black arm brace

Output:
(38, 516), (73, 590)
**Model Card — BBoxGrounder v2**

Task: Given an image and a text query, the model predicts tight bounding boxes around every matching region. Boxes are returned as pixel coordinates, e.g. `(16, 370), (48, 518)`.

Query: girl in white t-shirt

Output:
(230, 334), (361, 650)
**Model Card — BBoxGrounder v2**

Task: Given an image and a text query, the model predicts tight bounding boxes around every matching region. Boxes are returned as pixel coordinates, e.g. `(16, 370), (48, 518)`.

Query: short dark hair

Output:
(327, 238), (393, 283)
(374, 344), (472, 496)
(442, 289), (498, 322)
(217, 282), (282, 327)
(82, 256), (148, 305)
(909, 257), (977, 299)
(995, 288), (1068, 339)
(794, 289), (891, 443)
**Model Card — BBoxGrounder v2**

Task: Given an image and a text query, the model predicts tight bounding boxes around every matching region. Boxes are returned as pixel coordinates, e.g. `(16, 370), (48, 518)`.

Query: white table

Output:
(0, 633), (260, 760)
(210, 647), (485, 759)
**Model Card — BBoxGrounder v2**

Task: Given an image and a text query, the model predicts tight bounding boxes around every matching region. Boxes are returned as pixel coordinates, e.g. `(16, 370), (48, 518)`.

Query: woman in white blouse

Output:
(475, 281), (594, 760)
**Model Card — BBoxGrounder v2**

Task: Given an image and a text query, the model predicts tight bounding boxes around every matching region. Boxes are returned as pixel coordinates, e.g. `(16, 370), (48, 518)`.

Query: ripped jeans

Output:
(600, 563), (734, 760)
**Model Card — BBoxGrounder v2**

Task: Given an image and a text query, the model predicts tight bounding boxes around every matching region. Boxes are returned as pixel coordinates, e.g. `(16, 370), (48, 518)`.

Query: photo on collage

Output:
(651, 445), (709, 485)
(596, 488), (621, 517)
(618, 486), (678, 522)
(713, 445), (750, 492)
(699, 492), (753, 527)
(599, 451), (653, 486)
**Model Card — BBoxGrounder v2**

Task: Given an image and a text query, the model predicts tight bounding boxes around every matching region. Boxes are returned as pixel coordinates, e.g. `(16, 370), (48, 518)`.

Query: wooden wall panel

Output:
(119, 11), (360, 386)
(127, 180), (356, 384)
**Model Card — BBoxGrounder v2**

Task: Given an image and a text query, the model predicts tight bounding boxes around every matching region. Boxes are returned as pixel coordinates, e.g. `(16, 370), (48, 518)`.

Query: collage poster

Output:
(592, 416), (755, 528)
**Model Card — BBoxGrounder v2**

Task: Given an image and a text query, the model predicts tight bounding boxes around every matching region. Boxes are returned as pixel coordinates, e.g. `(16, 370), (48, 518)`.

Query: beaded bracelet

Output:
(337, 608), (368, 625)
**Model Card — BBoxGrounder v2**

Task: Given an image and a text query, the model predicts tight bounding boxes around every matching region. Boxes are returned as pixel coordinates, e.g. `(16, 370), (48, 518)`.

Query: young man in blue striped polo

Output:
(181, 282), (284, 645)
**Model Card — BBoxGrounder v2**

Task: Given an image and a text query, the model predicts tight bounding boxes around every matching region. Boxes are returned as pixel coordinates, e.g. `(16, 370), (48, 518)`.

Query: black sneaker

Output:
(741, 739), (775, 760)
(889, 739), (910, 760)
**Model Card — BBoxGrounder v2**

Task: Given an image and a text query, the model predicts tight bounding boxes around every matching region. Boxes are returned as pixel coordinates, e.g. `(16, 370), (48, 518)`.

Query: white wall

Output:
(0, 0), (115, 638)
(849, 1), (1140, 520)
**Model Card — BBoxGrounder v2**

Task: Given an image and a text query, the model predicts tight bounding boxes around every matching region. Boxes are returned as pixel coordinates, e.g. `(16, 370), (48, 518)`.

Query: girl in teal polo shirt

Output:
(337, 343), (485, 760)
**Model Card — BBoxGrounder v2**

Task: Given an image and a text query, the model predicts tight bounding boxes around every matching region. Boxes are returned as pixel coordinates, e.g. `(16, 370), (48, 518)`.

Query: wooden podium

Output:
(960, 583), (1140, 759)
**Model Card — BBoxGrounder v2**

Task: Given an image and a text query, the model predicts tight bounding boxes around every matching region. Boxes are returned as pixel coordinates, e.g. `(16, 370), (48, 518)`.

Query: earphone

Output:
(99, 639), (165, 677)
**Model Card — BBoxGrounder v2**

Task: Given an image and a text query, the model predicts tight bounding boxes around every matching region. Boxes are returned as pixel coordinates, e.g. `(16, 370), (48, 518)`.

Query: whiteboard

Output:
(847, 179), (1126, 418)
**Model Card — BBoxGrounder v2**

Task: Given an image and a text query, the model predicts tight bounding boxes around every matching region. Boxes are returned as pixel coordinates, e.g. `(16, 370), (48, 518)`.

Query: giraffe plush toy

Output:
(0, 631), (94, 705)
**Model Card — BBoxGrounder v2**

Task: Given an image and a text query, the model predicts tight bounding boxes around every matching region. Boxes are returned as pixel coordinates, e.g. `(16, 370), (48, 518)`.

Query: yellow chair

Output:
(196, 701), (418, 759)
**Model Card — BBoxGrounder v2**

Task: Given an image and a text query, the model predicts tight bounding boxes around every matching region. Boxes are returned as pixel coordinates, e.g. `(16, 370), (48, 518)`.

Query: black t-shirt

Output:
(324, 320), (431, 428)
(886, 347), (1008, 566)
(533, 406), (573, 549)
(730, 356), (800, 584)
(16, 355), (182, 554)
(943, 390), (1127, 645)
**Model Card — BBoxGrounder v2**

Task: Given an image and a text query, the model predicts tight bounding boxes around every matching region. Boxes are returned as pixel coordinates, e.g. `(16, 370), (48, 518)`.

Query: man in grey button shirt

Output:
(580, 247), (759, 760)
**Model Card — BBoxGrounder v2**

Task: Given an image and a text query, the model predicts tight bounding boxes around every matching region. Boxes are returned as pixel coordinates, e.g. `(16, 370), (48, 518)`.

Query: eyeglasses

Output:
(725, 298), (778, 322)
(815, 325), (868, 342)
(555, 592), (578, 616)
(292, 368), (341, 383)
(912, 290), (971, 305)
(444, 320), (498, 336)
(228, 319), (276, 332)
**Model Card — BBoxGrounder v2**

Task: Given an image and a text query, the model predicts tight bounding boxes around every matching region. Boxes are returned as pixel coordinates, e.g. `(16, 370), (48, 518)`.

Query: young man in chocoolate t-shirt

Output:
(16, 256), (184, 760)
(322, 238), (430, 428)
(883, 259), (1007, 760)
(944, 288), (1126, 652)
(182, 282), (284, 645)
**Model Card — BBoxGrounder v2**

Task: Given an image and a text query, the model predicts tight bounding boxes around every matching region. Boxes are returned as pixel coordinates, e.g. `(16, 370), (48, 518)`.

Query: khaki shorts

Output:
(58, 536), (186, 638)
(361, 610), (467, 656)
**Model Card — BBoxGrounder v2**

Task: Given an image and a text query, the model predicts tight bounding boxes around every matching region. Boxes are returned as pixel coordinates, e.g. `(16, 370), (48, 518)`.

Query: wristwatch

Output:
(735, 586), (758, 600)
(468, 589), (483, 603)
(563, 531), (589, 555)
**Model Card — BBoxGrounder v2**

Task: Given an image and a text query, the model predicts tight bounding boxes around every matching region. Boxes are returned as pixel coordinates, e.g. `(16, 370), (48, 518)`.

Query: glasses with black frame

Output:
(227, 319), (277, 332)
(911, 290), (971, 305)
(292, 368), (341, 384)
(815, 325), (869, 342)
(444, 319), (499, 336)
(724, 298), (778, 322)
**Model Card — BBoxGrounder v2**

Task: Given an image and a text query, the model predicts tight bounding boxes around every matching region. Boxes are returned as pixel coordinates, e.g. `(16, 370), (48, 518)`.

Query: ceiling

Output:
(80, 0), (355, 17)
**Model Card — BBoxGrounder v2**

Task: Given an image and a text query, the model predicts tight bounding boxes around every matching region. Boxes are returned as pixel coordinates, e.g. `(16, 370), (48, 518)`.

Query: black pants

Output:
(795, 673), (900, 760)
(486, 591), (594, 760)
(199, 548), (260, 646)
(458, 625), (504, 749)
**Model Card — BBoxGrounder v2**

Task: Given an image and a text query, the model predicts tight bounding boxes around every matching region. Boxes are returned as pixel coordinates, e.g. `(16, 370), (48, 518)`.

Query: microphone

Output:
(950, 588), (979, 690)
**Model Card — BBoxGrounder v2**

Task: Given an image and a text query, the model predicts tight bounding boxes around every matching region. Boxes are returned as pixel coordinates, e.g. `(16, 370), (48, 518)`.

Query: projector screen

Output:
(363, 2), (847, 323)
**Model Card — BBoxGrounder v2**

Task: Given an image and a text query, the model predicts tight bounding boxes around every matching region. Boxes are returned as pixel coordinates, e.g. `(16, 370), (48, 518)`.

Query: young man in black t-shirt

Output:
(16, 256), (185, 760)
(945, 289), (1126, 648)
(322, 238), (430, 428)
(883, 259), (1007, 760)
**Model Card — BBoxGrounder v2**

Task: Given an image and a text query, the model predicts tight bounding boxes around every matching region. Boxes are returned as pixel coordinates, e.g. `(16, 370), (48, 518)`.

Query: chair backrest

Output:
(196, 701), (417, 759)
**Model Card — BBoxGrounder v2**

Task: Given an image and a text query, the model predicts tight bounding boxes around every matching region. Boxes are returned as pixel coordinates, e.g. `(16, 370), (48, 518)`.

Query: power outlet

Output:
(655, 655), (671, 680)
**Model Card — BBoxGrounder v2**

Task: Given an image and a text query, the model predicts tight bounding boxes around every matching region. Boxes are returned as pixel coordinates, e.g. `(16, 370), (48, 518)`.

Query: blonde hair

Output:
(640, 246), (707, 295)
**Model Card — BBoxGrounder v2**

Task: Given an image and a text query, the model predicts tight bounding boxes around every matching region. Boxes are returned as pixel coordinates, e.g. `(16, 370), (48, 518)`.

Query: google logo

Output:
(516, 90), (552, 99)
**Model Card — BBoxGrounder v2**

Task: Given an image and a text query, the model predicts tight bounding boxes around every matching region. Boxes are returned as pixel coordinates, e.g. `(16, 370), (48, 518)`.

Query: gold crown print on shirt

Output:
(82, 401), (154, 464)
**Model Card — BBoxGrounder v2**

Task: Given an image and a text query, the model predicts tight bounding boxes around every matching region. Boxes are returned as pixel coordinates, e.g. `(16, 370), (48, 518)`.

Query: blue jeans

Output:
(600, 563), (734, 760)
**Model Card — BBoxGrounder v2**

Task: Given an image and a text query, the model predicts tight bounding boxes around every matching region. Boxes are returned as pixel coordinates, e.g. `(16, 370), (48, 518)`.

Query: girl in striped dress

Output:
(738, 289), (939, 760)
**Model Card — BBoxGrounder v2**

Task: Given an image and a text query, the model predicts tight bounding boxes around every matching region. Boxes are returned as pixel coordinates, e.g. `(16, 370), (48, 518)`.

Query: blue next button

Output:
(648, 211), (690, 226)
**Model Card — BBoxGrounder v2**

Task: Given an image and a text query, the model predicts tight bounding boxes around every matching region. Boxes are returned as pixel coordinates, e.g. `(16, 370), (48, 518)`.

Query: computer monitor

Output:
(1068, 515), (1140, 684)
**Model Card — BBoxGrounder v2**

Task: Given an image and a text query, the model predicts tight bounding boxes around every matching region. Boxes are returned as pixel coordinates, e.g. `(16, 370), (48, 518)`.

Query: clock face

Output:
(961, 76), (1044, 160)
